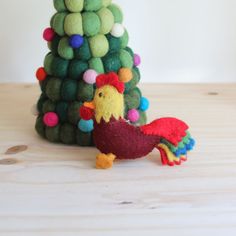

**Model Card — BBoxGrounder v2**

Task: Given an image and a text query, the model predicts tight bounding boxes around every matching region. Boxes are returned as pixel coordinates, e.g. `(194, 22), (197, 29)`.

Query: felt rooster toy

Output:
(80, 72), (195, 169)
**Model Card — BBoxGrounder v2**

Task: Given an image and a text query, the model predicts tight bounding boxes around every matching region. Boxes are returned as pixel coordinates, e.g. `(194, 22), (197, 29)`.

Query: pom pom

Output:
(134, 54), (141, 66)
(31, 104), (39, 116)
(36, 67), (47, 81)
(83, 69), (98, 84)
(78, 119), (94, 132)
(80, 106), (94, 120)
(139, 97), (150, 111)
(43, 28), (55, 42)
(118, 68), (133, 83)
(43, 112), (59, 127)
(110, 23), (125, 38)
(69, 34), (84, 48)
(127, 109), (140, 123)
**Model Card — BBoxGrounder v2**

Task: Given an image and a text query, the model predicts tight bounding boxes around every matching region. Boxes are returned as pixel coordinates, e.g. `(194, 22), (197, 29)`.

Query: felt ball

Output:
(51, 56), (69, 78)
(61, 79), (78, 102)
(69, 34), (84, 48)
(46, 78), (62, 102)
(106, 34), (121, 52)
(83, 69), (98, 84)
(84, 0), (102, 11)
(125, 67), (140, 92)
(97, 7), (114, 35)
(42, 100), (56, 114)
(45, 125), (61, 143)
(118, 68), (133, 83)
(108, 4), (123, 23)
(125, 47), (134, 58)
(43, 28), (55, 42)
(69, 60), (88, 79)
(127, 109), (140, 123)
(50, 35), (61, 56)
(37, 94), (47, 113)
(60, 124), (76, 144)
(89, 58), (104, 74)
(120, 29), (129, 48)
(89, 34), (109, 58)
(74, 37), (91, 60)
(31, 104), (39, 116)
(139, 97), (150, 112)
(134, 54), (141, 67)
(138, 111), (147, 125)
(102, 52), (121, 73)
(125, 88), (141, 110)
(44, 53), (54, 75)
(43, 112), (59, 127)
(110, 23), (125, 38)
(52, 12), (67, 36)
(76, 129), (93, 146)
(53, 0), (67, 12)
(119, 49), (133, 68)
(36, 67), (47, 81)
(68, 101), (83, 125)
(65, 0), (84, 12)
(58, 37), (74, 60)
(64, 13), (83, 36)
(56, 102), (69, 122)
(78, 119), (94, 133)
(77, 80), (94, 102)
(80, 106), (94, 120)
(102, 0), (111, 7)
(82, 12), (101, 37)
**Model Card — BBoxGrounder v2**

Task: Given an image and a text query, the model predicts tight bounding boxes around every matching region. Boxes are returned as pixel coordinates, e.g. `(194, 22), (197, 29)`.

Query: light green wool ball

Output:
(119, 49), (133, 68)
(89, 58), (105, 74)
(96, 7), (114, 34)
(102, 0), (111, 7)
(53, 0), (66, 12)
(84, 0), (102, 11)
(52, 12), (67, 36)
(120, 29), (129, 48)
(108, 4), (123, 23)
(89, 34), (109, 58)
(64, 13), (83, 36)
(82, 12), (101, 37)
(65, 0), (84, 12)
(58, 37), (74, 60)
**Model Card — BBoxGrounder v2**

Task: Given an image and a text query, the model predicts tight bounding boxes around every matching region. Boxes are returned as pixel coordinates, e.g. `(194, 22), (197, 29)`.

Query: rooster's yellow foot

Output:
(96, 153), (116, 169)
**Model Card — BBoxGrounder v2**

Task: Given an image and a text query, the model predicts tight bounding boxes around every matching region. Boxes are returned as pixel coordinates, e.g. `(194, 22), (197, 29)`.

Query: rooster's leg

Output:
(96, 153), (116, 169)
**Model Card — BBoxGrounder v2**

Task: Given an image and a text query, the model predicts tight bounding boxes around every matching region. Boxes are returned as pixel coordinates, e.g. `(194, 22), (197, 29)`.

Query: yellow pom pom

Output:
(118, 68), (133, 83)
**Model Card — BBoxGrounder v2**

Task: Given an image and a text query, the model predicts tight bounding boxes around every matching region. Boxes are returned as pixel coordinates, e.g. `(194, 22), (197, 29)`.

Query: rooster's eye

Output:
(99, 92), (103, 98)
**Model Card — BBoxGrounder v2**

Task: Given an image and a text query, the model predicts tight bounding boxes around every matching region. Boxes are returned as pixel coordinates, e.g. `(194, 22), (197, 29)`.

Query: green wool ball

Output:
(120, 29), (129, 48)
(35, 116), (45, 138)
(46, 78), (62, 102)
(77, 80), (94, 102)
(84, 0), (102, 11)
(44, 53), (54, 75)
(40, 79), (48, 94)
(89, 58), (104, 74)
(74, 37), (91, 60)
(108, 4), (123, 23)
(102, 52), (121, 73)
(96, 7), (114, 34)
(106, 34), (121, 53)
(52, 12), (67, 36)
(125, 88), (141, 110)
(65, 0), (84, 12)
(102, 0), (111, 7)
(50, 35), (61, 56)
(82, 12), (101, 37)
(56, 102), (69, 122)
(68, 101), (83, 125)
(37, 94), (47, 113)
(89, 34), (109, 58)
(138, 111), (147, 125)
(42, 100), (56, 114)
(45, 125), (61, 143)
(61, 79), (78, 102)
(125, 46), (134, 58)
(125, 67), (141, 92)
(64, 13), (83, 36)
(60, 123), (76, 144)
(53, 0), (67, 12)
(119, 49), (133, 69)
(76, 129), (93, 146)
(58, 37), (74, 60)
(51, 56), (69, 78)
(68, 60), (88, 79)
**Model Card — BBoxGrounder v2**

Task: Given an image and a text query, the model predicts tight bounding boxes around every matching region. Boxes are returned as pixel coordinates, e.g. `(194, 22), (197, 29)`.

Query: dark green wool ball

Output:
(77, 80), (94, 102)
(61, 79), (78, 102)
(39, 78), (49, 94)
(45, 125), (61, 143)
(53, 0), (66, 12)
(60, 123), (76, 144)
(102, 52), (121, 73)
(125, 67), (141, 92)
(125, 88), (141, 110)
(51, 35), (61, 56)
(35, 116), (45, 138)
(106, 34), (121, 52)
(82, 12), (101, 36)
(56, 102), (69, 123)
(74, 37), (91, 61)
(68, 101), (83, 125)
(42, 99), (56, 114)
(125, 47), (134, 58)
(51, 56), (69, 78)
(37, 94), (47, 113)
(84, 0), (102, 11)
(89, 58), (104, 74)
(68, 60), (88, 79)
(76, 129), (93, 146)
(46, 78), (62, 102)
(44, 53), (54, 75)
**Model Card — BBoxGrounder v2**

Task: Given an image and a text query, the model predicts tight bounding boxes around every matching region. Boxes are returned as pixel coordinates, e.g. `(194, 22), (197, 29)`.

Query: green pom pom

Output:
(74, 37), (91, 60)
(45, 125), (61, 143)
(40, 79), (48, 94)
(50, 35), (61, 56)
(119, 49), (133, 68)
(68, 60), (88, 79)
(102, 0), (111, 7)
(61, 79), (78, 102)
(96, 7), (114, 34)
(89, 34), (109, 58)
(58, 37), (74, 60)
(35, 116), (45, 138)
(82, 12), (101, 37)
(108, 4), (123, 23)
(65, 0), (84, 12)
(89, 58), (104, 73)
(60, 124), (76, 144)
(42, 100), (56, 114)
(76, 129), (93, 146)
(51, 56), (69, 78)
(106, 34), (121, 52)
(68, 101), (83, 125)
(37, 94), (47, 113)
(84, 0), (102, 11)
(125, 88), (141, 110)
(64, 13), (83, 36)
(138, 111), (147, 125)
(56, 102), (69, 122)
(125, 67), (141, 92)
(52, 12), (67, 36)
(102, 52), (121, 73)
(125, 47), (134, 58)
(46, 78), (62, 102)
(53, 0), (67, 12)
(77, 80), (94, 102)
(44, 53), (54, 75)
(120, 29), (129, 48)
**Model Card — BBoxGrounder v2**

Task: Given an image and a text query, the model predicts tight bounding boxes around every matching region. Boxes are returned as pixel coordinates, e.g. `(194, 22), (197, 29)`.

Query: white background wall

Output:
(0, 0), (236, 83)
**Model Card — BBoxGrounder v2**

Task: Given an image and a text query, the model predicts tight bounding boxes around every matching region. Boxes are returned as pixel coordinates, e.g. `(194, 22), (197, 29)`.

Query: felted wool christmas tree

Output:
(34, 0), (150, 146)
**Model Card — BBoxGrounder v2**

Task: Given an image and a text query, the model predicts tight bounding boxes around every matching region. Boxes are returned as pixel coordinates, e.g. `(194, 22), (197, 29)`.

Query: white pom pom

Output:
(110, 23), (125, 38)
(31, 104), (39, 116)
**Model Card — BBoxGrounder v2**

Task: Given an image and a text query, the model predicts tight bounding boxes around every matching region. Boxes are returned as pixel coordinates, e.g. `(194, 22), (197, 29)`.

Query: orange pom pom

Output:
(118, 68), (133, 83)
(36, 67), (47, 81)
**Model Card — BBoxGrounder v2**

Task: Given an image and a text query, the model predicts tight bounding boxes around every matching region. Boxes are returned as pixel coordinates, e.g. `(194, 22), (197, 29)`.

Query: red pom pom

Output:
(80, 106), (94, 120)
(36, 67), (47, 81)
(43, 28), (55, 42)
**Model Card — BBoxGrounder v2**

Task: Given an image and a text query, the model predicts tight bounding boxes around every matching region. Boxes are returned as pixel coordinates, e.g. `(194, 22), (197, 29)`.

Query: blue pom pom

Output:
(78, 119), (94, 133)
(69, 35), (84, 49)
(139, 97), (150, 111)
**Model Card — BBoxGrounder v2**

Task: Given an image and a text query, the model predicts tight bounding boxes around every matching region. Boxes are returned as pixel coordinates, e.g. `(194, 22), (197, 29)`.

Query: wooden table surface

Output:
(0, 83), (235, 236)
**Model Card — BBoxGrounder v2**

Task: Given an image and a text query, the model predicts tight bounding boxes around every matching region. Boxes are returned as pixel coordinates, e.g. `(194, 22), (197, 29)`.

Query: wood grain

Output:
(0, 83), (236, 236)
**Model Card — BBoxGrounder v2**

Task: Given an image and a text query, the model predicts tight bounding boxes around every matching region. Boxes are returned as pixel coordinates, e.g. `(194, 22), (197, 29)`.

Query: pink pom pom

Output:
(43, 112), (59, 127)
(127, 109), (140, 123)
(43, 28), (55, 42)
(83, 69), (98, 85)
(134, 54), (141, 67)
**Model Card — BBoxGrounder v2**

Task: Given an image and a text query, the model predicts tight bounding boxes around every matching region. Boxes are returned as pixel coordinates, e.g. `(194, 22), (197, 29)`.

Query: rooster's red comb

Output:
(96, 72), (125, 94)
